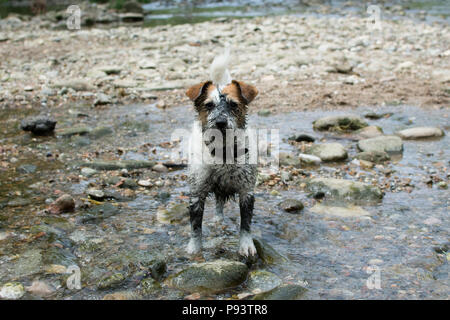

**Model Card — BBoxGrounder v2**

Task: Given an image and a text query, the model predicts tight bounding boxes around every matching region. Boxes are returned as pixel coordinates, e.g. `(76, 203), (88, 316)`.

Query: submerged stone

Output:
(310, 204), (371, 218)
(169, 260), (248, 293)
(253, 284), (307, 300)
(247, 270), (282, 294)
(355, 151), (390, 163)
(306, 143), (348, 162)
(279, 199), (304, 213)
(313, 115), (368, 132)
(156, 202), (189, 224)
(253, 238), (288, 265)
(357, 135), (403, 153)
(0, 282), (25, 300)
(306, 178), (383, 202)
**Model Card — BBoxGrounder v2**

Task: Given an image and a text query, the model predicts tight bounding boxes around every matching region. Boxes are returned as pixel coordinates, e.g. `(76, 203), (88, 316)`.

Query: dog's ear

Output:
(186, 81), (212, 102)
(232, 80), (258, 104)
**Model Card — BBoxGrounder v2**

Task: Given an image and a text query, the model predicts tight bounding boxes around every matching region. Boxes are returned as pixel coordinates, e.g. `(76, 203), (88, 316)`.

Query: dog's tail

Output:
(210, 48), (231, 89)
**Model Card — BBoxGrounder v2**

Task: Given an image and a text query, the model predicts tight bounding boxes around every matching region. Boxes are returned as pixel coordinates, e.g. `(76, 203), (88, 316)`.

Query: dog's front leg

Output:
(238, 193), (257, 256)
(187, 195), (206, 255)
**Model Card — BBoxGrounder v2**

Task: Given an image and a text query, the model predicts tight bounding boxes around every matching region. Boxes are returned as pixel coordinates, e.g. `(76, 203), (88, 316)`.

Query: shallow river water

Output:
(0, 101), (448, 299)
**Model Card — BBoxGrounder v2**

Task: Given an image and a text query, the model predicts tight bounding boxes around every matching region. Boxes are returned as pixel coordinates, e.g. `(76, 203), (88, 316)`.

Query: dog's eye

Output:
(205, 102), (215, 110)
(229, 101), (238, 109)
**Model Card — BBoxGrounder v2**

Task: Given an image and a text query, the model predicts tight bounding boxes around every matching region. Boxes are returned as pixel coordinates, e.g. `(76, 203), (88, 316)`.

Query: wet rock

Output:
(17, 164), (37, 174)
(288, 134), (315, 143)
(306, 143), (348, 162)
(310, 204), (370, 218)
(20, 116), (56, 135)
(140, 278), (161, 295)
(253, 238), (288, 265)
(247, 270), (282, 294)
(52, 79), (94, 92)
(298, 154), (322, 166)
(353, 125), (384, 140)
(156, 202), (189, 224)
(357, 135), (403, 154)
(81, 167), (97, 177)
(98, 273), (126, 290)
(0, 282), (25, 300)
(122, 1), (144, 13)
(87, 189), (105, 201)
(257, 109), (271, 116)
(81, 160), (155, 171)
(364, 112), (393, 120)
(253, 284), (307, 300)
(278, 152), (301, 167)
(137, 179), (153, 187)
(355, 151), (390, 163)
(89, 126), (113, 139)
(26, 280), (54, 297)
(150, 259), (167, 281)
(313, 115), (368, 132)
(103, 291), (137, 300)
(279, 199), (304, 213)
(80, 203), (119, 224)
(94, 93), (112, 106)
(306, 178), (383, 202)
(169, 260), (248, 293)
(120, 13), (144, 22)
(437, 181), (448, 189)
(118, 178), (138, 190)
(48, 194), (75, 214)
(59, 126), (91, 137)
(152, 163), (168, 173)
(396, 127), (444, 140)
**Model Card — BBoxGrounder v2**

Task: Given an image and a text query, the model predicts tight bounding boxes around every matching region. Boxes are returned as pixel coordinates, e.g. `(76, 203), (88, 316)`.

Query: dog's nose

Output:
(215, 119), (227, 129)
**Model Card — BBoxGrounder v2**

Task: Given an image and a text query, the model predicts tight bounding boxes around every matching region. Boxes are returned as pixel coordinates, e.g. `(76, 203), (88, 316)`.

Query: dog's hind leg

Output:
(187, 195), (206, 255)
(238, 192), (257, 257)
(213, 195), (225, 223)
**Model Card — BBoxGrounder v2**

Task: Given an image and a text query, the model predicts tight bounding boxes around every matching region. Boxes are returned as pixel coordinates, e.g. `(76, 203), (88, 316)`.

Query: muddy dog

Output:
(185, 50), (259, 257)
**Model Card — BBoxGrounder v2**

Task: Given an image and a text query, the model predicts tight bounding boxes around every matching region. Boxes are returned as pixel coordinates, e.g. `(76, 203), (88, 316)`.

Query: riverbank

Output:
(0, 13), (449, 114)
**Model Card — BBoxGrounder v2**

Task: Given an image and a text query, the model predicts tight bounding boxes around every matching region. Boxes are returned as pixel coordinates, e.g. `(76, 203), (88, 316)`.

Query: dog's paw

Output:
(238, 235), (257, 257)
(186, 238), (202, 255)
(212, 215), (224, 224)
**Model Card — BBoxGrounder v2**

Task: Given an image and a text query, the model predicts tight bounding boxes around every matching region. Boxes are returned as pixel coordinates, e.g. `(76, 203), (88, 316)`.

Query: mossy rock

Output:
(168, 260), (248, 293)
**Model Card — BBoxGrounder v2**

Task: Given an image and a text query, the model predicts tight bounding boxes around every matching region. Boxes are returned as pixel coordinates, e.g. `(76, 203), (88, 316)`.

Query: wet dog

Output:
(185, 50), (259, 257)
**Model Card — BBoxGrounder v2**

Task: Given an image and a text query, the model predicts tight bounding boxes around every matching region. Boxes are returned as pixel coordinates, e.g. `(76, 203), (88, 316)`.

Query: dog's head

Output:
(186, 50), (258, 132)
(186, 80), (258, 131)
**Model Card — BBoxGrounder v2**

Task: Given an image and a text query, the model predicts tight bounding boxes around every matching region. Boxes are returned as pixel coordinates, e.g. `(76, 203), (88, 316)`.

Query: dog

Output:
(185, 50), (259, 257)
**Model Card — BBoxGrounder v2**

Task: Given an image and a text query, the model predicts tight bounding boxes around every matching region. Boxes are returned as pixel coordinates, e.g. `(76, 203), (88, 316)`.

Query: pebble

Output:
(48, 194), (75, 214)
(0, 282), (25, 300)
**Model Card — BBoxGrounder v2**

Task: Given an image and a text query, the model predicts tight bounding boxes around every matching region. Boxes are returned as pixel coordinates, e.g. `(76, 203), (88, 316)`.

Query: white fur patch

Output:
(187, 237), (202, 254)
(239, 233), (257, 257)
(210, 48), (232, 90)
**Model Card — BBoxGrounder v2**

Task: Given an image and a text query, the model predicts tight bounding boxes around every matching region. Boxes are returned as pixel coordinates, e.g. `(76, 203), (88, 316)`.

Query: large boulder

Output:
(357, 135), (403, 153)
(168, 260), (248, 293)
(313, 115), (368, 132)
(396, 127), (444, 140)
(306, 178), (383, 202)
